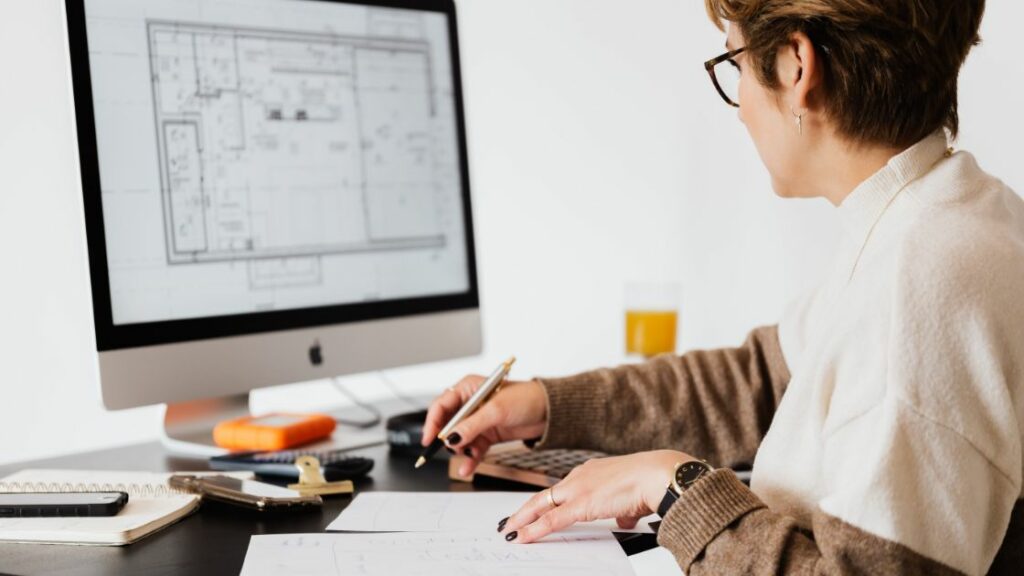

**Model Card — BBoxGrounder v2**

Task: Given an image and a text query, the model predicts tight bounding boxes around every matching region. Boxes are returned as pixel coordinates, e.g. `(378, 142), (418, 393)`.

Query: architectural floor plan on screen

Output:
(148, 17), (449, 288)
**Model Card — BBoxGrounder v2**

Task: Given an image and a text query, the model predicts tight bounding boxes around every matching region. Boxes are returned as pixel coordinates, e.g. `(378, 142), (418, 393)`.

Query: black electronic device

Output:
(386, 410), (430, 455)
(209, 449), (374, 481)
(0, 492), (128, 518)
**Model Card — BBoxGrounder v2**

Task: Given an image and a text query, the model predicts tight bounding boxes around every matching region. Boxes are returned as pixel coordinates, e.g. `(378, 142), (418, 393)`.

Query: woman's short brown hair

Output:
(705, 0), (985, 148)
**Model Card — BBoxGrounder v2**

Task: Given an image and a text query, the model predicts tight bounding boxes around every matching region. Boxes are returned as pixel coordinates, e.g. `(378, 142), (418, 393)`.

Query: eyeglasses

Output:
(704, 47), (746, 108)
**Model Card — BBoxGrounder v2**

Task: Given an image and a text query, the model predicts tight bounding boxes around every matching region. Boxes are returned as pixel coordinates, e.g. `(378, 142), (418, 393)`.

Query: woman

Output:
(423, 1), (1024, 574)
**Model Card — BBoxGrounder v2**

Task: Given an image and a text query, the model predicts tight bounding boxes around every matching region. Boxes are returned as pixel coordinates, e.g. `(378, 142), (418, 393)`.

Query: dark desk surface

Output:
(0, 441), (539, 576)
(0, 441), (658, 576)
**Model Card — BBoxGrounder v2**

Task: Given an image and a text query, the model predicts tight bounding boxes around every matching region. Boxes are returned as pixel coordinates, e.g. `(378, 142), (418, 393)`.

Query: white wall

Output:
(1, 0), (1021, 465)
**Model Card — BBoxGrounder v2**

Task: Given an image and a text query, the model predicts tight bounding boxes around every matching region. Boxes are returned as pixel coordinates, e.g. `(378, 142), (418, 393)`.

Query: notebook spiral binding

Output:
(0, 481), (188, 497)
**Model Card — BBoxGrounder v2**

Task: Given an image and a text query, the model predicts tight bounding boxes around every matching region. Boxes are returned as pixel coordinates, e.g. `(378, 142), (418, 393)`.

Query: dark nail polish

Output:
(446, 432), (462, 446)
(463, 447), (473, 457)
(497, 517), (508, 532)
(505, 531), (518, 542)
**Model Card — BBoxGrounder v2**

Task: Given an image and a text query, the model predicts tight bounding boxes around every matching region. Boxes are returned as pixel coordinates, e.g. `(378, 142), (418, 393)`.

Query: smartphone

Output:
(0, 492), (129, 517)
(169, 475), (321, 511)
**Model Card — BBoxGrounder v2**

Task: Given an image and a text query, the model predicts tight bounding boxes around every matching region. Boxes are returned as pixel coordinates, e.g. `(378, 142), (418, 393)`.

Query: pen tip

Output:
(505, 356), (516, 368)
(415, 457), (426, 469)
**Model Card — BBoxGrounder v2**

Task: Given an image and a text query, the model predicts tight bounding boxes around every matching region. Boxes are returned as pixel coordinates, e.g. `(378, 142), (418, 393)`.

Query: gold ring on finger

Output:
(547, 487), (560, 507)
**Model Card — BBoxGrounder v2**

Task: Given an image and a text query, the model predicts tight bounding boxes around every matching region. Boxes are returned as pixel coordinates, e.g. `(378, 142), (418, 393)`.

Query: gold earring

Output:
(791, 107), (804, 135)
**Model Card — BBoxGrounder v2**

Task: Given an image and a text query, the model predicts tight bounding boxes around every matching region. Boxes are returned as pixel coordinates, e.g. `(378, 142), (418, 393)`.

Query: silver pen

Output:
(415, 356), (516, 469)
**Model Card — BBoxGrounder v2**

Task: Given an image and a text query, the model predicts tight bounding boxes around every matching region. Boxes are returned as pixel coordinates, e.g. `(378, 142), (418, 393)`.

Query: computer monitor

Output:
(64, 0), (481, 453)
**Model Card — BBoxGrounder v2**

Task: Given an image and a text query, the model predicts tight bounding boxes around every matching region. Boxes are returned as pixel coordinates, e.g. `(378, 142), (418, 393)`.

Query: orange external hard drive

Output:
(213, 413), (336, 452)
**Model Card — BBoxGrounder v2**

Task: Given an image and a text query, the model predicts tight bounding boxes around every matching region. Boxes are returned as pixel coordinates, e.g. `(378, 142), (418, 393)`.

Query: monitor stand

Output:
(159, 393), (424, 458)
(160, 395), (250, 457)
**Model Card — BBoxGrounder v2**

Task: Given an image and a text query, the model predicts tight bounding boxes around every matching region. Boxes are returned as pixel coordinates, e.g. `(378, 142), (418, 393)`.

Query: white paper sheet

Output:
(326, 491), (656, 534)
(240, 531), (637, 576)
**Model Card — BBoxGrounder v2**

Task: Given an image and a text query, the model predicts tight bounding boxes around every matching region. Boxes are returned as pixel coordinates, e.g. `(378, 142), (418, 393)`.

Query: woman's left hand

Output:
(499, 450), (697, 543)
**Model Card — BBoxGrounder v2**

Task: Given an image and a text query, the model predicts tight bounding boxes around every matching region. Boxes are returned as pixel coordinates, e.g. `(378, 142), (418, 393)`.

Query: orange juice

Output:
(625, 310), (678, 357)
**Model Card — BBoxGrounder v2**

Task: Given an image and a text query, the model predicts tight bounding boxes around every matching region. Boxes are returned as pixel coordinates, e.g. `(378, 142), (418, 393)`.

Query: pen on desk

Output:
(415, 356), (516, 469)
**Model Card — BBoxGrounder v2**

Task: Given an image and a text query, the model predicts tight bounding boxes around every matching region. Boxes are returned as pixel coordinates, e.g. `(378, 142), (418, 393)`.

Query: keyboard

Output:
(210, 449), (374, 482)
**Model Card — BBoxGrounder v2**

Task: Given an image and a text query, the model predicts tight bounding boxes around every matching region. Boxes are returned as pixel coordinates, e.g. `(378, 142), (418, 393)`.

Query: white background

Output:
(1, 0), (1021, 465)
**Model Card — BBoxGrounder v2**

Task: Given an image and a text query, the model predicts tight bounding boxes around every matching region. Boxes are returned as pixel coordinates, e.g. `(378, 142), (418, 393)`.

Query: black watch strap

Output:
(657, 488), (679, 518)
(657, 460), (714, 518)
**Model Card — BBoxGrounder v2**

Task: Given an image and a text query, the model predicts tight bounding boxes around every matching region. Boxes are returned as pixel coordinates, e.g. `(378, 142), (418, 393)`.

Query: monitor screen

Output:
(71, 0), (477, 349)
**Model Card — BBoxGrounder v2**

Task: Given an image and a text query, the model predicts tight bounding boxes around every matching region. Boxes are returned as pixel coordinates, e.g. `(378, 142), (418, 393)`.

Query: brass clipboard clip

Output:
(286, 456), (355, 497)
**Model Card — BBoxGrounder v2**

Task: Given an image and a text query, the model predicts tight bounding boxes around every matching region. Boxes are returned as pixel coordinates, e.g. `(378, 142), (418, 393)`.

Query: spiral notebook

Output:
(0, 469), (250, 546)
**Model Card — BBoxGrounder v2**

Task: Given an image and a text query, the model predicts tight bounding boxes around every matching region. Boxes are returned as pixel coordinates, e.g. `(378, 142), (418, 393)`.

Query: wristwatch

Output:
(657, 459), (714, 518)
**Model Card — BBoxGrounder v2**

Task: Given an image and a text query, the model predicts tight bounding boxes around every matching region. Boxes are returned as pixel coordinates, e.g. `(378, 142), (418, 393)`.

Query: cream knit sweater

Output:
(756, 131), (1024, 574)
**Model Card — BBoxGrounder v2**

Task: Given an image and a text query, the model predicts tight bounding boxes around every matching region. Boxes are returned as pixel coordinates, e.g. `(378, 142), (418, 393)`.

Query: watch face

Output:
(675, 461), (712, 490)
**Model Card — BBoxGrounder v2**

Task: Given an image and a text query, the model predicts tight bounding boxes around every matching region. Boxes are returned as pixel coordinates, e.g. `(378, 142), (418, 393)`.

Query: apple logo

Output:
(309, 341), (323, 366)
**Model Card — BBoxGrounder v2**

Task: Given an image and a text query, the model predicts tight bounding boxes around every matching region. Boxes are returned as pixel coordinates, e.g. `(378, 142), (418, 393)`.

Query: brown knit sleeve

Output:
(656, 470), (969, 575)
(533, 325), (791, 468)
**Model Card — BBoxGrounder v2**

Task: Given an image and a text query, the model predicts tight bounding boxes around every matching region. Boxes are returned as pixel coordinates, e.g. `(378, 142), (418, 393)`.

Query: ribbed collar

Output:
(833, 131), (949, 281)
(837, 131), (949, 241)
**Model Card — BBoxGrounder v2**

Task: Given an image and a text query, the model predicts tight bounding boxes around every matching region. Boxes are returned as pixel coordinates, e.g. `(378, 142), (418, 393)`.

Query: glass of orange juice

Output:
(625, 282), (680, 358)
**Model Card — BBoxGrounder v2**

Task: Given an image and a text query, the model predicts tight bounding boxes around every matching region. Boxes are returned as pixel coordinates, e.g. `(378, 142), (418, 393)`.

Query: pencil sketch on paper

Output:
(240, 532), (636, 576)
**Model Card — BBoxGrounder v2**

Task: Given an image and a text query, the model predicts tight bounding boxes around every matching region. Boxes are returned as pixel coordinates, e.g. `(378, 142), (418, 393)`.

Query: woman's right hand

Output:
(421, 376), (548, 477)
